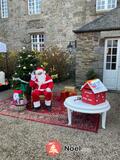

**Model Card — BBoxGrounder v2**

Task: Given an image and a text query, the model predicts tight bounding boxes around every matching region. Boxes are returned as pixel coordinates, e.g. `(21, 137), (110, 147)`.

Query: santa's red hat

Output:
(35, 67), (46, 74)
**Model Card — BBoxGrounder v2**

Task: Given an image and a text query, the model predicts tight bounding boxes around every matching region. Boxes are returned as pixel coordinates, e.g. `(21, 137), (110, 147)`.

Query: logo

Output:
(46, 140), (62, 157)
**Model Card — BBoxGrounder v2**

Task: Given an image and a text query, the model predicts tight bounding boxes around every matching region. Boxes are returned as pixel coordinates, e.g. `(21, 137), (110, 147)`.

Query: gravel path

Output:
(0, 81), (120, 160)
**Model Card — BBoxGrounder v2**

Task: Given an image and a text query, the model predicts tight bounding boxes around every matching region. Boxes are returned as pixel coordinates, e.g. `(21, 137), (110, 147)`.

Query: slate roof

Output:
(73, 7), (120, 33)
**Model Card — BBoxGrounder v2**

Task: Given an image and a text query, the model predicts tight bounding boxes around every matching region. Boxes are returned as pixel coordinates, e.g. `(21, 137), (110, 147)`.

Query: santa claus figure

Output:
(29, 67), (54, 111)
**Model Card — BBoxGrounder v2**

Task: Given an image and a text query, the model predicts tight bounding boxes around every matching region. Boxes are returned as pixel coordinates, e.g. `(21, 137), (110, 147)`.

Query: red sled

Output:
(81, 79), (108, 105)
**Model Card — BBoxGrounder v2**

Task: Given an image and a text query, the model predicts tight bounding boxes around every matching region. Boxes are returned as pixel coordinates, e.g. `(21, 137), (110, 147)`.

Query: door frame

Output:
(103, 38), (120, 90)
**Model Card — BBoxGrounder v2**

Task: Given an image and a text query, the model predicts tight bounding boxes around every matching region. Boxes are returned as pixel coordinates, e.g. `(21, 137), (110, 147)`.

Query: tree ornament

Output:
(23, 66), (26, 69)
(30, 64), (33, 66)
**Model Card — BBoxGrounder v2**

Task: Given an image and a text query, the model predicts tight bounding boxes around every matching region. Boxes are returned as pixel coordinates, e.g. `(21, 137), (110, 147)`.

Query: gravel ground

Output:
(0, 81), (120, 160)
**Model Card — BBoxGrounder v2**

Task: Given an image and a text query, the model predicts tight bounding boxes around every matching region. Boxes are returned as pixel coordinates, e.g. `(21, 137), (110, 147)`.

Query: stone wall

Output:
(1, 0), (120, 51)
(0, 0), (102, 51)
(76, 32), (104, 86)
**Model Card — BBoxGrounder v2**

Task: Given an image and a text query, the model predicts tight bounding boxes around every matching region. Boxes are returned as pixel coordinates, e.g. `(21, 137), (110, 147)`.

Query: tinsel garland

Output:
(12, 77), (29, 84)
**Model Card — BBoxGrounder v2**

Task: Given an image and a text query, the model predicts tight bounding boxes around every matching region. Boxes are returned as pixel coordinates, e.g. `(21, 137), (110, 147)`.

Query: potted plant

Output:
(13, 89), (27, 112)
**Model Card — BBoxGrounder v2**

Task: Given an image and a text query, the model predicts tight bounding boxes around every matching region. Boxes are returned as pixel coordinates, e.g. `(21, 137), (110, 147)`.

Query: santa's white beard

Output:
(36, 74), (46, 87)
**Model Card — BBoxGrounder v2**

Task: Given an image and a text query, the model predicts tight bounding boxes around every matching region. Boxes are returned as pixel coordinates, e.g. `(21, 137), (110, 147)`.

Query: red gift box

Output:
(60, 90), (69, 101)
(60, 90), (77, 101)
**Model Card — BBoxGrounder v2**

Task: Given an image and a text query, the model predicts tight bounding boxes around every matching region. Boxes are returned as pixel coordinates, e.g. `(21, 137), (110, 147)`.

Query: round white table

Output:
(64, 96), (111, 129)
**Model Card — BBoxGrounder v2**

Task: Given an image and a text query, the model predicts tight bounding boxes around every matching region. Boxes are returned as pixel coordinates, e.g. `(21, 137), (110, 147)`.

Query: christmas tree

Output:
(12, 49), (38, 95)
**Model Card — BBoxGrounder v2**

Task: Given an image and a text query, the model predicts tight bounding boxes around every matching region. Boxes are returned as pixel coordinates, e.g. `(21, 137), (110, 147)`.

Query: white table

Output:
(64, 96), (111, 129)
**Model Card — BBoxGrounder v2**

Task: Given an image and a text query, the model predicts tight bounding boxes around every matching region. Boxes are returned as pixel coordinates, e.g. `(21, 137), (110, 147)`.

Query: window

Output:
(105, 39), (118, 70)
(96, 0), (117, 11)
(28, 0), (41, 15)
(1, 0), (8, 18)
(31, 34), (45, 51)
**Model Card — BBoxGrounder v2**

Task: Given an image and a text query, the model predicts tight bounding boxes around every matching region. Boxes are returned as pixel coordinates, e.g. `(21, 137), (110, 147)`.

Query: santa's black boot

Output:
(46, 105), (52, 112)
(33, 107), (40, 112)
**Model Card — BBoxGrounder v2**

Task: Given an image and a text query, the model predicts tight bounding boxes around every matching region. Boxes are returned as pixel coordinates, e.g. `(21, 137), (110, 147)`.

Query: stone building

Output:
(0, 0), (120, 90)
(74, 3), (120, 90)
(0, 0), (113, 51)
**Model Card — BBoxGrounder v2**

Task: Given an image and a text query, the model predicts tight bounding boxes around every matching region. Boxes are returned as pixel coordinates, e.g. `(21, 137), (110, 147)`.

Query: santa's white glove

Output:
(31, 72), (36, 81)
(46, 88), (51, 92)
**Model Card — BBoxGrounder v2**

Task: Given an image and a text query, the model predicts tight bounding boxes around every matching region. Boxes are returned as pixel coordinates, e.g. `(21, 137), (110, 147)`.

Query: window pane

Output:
(96, 0), (105, 10)
(112, 48), (117, 55)
(107, 56), (111, 62)
(111, 63), (116, 70)
(106, 63), (111, 70)
(107, 40), (112, 47)
(113, 40), (118, 47)
(112, 56), (116, 62)
(108, 0), (116, 9)
(32, 44), (38, 50)
(107, 48), (111, 55)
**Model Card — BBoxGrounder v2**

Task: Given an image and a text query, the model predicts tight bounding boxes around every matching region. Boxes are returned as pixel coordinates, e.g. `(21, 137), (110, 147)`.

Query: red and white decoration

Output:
(81, 79), (108, 105)
(13, 90), (23, 105)
(29, 67), (54, 109)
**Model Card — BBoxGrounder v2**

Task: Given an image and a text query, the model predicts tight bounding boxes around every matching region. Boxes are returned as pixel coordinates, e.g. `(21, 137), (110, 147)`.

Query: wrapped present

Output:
(60, 86), (77, 101)
(60, 90), (69, 101)
(64, 86), (76, 92)
(69, 91), (77, 96)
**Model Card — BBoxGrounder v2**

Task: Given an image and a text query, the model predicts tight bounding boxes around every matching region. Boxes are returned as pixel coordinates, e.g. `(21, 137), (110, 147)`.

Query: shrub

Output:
(0, 54), (5, 71)
(0, 52), (17, 78)
(7, 52), (17, 78)
(35, 47), (72, 81)
(86, 69), (98, 80)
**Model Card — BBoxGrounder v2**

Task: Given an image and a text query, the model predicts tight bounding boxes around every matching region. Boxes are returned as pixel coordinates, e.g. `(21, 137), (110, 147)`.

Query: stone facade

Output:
(75, 29), (120, 87)
(0, 0), (105, 51)
(1, 0), (120, 87)
(76, 32), (104, 86)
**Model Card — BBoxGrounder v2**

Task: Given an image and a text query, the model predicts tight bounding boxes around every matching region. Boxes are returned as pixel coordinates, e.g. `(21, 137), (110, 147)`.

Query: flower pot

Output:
(14, 104), (26, 112)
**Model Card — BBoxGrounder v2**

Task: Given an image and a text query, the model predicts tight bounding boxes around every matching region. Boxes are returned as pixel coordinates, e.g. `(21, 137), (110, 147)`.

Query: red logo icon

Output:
(46, 140), (62, 157)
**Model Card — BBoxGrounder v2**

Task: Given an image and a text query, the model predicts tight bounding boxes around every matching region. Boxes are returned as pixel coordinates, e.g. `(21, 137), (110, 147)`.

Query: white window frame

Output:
(1, 0), (8, 18)
(31, 34), (45, 51)
(104, 39), (119, 70)
(96, 0), (117, 11)
(28, 0), (41, 15)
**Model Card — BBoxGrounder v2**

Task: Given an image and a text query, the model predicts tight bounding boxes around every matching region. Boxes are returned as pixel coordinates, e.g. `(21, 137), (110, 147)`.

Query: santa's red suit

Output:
(29, 68), (54, 110)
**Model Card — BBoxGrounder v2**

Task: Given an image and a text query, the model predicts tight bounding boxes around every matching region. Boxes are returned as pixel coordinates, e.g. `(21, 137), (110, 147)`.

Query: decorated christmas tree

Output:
(14, 49), (37, 81)
(12, 49), (38, 97)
